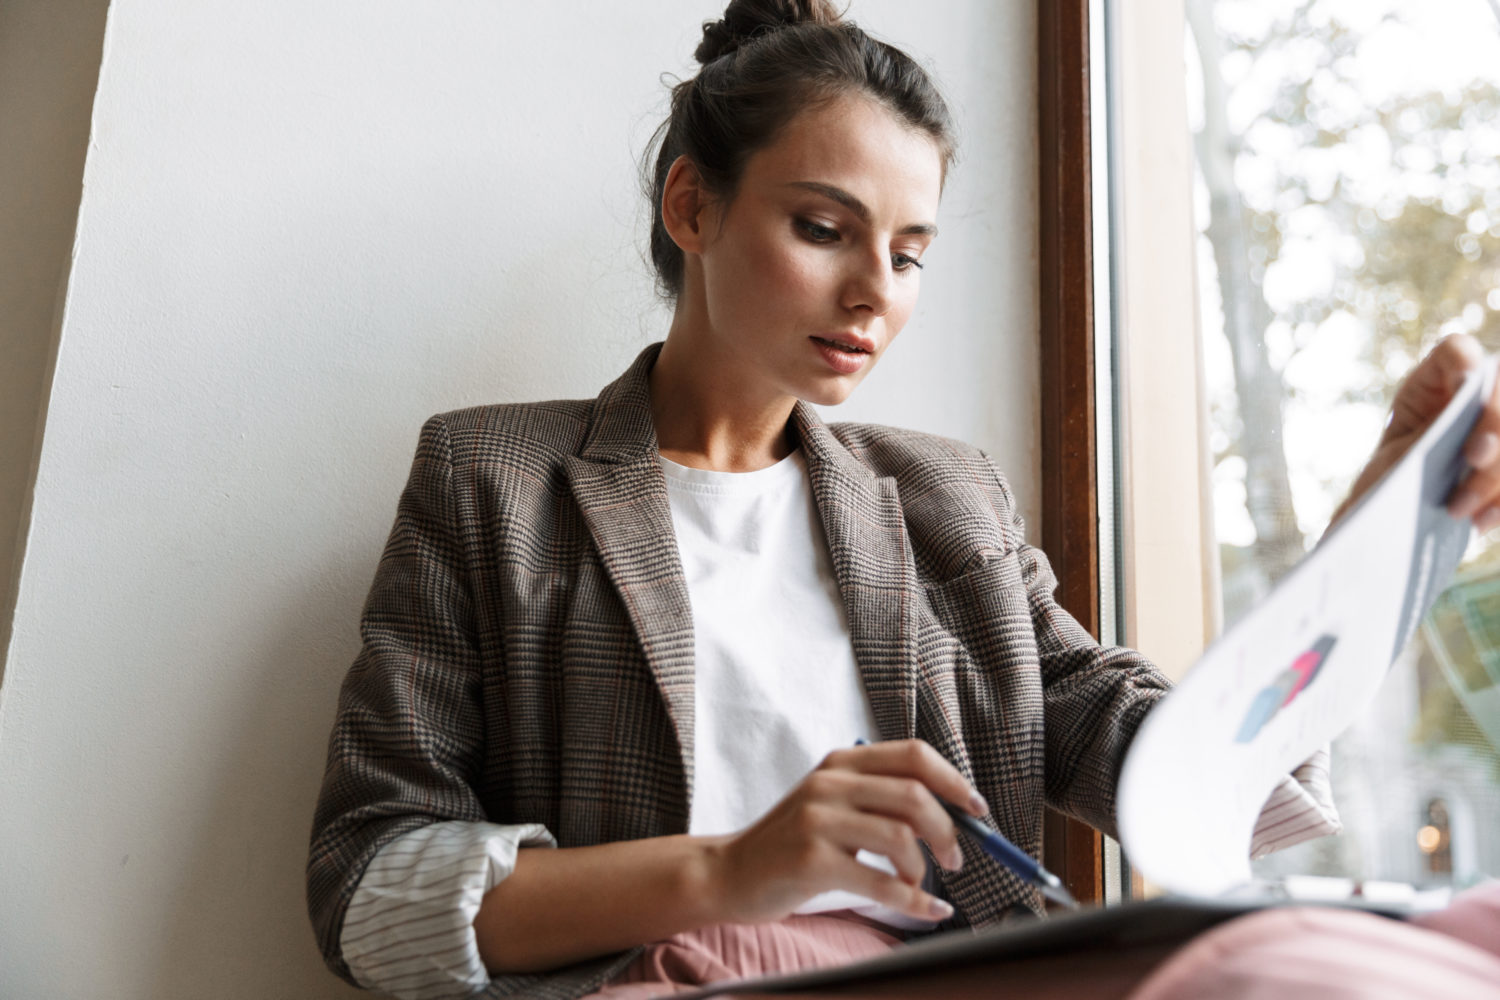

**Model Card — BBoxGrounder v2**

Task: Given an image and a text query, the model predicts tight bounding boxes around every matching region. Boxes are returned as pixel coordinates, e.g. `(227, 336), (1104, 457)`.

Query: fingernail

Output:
(1471, 432), (1500, 467)
(1477, 507), (1500, 534)
(929, 898), (954, 919)
(944, 845), (964, 871)
(969, 792), (988, 816)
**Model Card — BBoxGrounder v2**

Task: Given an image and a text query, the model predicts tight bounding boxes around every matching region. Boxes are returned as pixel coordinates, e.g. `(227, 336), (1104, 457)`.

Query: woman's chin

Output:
(801, 381), (861, 407)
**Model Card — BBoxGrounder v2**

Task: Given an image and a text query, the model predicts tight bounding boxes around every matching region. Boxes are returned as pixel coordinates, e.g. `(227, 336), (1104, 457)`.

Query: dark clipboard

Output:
(666, 895), (1414, 999)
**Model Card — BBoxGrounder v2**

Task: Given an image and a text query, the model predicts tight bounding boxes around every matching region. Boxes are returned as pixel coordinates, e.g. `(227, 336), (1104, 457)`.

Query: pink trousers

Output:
(581, 911), (904, 998)
(1127, 881), (1500, 1000)
(583, 884), (1500, 999)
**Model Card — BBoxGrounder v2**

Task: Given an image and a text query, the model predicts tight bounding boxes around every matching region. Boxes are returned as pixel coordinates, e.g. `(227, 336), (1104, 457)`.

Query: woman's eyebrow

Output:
(786, 181), (939, 237)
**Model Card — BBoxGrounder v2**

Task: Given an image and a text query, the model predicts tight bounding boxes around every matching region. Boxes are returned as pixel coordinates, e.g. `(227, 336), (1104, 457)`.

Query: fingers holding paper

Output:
(1332, 333), (1500, 530)
(1446, 342), (1500, 531)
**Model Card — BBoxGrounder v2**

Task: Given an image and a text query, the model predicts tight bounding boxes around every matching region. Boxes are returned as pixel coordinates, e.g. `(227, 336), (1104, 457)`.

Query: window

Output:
(1134, 0), (1500, 889)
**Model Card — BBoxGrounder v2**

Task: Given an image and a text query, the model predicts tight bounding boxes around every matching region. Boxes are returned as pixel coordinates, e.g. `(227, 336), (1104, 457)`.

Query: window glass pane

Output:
(1186, 0), (1500, 888)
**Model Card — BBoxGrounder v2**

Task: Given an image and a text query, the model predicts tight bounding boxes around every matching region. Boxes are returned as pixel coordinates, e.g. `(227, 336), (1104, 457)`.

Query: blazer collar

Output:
(571, 339), (889, 492)
(563, 342), (923, 803)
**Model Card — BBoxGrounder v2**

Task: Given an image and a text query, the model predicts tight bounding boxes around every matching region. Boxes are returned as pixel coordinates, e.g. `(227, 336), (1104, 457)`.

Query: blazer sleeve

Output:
(980, 451), (1174, 838)
(307, 414), (492, 985)
(981, 454), (1341, 857)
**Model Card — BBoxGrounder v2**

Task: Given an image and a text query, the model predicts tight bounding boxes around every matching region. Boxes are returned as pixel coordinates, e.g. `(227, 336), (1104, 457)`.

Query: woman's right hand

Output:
(705, 739), (987, 924)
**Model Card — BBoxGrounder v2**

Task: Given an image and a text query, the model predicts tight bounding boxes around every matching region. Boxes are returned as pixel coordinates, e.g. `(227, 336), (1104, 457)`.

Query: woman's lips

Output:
(811, 336), (871, 374)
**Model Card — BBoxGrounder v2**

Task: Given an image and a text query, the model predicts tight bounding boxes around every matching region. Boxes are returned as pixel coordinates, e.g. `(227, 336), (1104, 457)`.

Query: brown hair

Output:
(643, 0), (957, 300)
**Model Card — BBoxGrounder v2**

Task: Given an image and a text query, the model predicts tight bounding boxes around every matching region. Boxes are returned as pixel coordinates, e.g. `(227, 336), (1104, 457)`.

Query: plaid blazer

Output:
(307, 341), (1172, 998)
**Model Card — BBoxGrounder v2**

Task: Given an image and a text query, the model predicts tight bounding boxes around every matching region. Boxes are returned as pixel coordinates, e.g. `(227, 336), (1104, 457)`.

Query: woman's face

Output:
(691, 93), (944, 407)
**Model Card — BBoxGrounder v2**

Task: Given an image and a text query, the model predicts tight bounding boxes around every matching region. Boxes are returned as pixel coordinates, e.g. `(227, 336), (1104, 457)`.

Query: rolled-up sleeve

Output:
(341, 821), (557, 999)
(1250, 746), (1342, 858)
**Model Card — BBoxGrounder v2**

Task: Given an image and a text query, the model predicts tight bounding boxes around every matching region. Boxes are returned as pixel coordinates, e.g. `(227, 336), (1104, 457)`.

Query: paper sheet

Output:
(1118, 357), (1497, 896)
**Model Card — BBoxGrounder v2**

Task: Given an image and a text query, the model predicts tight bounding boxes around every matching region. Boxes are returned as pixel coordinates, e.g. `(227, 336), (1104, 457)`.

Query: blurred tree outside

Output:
(1185, 0), (1500, 884)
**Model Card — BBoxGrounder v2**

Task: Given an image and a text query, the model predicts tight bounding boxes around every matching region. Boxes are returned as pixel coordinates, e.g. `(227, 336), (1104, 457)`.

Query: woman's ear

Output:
(661, 155), (715, 255)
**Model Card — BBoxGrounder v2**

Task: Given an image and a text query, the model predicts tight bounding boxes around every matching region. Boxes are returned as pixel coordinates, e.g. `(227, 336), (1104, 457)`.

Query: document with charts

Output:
(1118, 356), (1499, 897)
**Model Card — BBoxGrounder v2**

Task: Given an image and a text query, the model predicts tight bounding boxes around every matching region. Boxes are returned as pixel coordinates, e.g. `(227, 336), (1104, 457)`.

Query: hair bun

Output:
(695, 0), (842, 65)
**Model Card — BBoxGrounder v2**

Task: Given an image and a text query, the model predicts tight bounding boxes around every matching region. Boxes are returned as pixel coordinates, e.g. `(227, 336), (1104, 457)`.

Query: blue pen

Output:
(855, 739), (1080, 909)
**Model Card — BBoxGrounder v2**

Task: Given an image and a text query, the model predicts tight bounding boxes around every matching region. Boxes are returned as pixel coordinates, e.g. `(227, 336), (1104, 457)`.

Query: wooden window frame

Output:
(1037, 0), (1106, 906)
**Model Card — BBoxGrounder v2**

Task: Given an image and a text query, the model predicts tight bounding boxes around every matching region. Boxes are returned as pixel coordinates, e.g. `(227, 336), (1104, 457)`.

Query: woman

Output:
(306, 3), (1500, 998)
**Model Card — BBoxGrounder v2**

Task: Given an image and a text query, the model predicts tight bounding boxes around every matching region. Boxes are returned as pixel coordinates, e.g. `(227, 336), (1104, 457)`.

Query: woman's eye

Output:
(892, 253), (925, 272)
(796, 219), (839, 242)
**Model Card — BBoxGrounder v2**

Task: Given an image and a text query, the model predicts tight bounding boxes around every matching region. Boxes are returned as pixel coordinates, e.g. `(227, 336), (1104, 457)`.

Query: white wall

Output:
(0, 2), (1037, 997)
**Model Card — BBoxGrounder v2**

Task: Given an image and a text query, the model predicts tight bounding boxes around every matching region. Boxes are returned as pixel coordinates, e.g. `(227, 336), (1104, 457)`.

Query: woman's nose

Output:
(841, 250), (896, 316)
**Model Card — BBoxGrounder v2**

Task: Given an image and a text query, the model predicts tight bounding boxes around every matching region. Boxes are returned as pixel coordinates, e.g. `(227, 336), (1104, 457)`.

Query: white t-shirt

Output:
(659, 447), (938, 928)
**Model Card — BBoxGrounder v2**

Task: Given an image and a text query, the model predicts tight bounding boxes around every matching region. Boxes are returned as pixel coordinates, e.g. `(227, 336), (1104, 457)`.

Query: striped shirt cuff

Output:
(340, 820), (557, 1000)
(1250, 747), (1342, 859)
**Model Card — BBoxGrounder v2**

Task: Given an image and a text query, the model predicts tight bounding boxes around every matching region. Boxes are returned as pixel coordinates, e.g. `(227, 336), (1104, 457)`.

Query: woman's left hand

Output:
(1332, 333), (1500, 531)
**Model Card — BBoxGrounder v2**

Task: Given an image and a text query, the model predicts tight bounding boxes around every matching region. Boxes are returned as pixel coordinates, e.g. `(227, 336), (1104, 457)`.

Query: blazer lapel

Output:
(563, 343), (697, 805)
(790, 401), (921, 744)
(563, 342), (938, 804)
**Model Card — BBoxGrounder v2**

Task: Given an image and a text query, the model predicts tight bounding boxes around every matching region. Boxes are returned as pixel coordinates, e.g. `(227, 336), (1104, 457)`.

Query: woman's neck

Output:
(648, 331), (798, 473)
